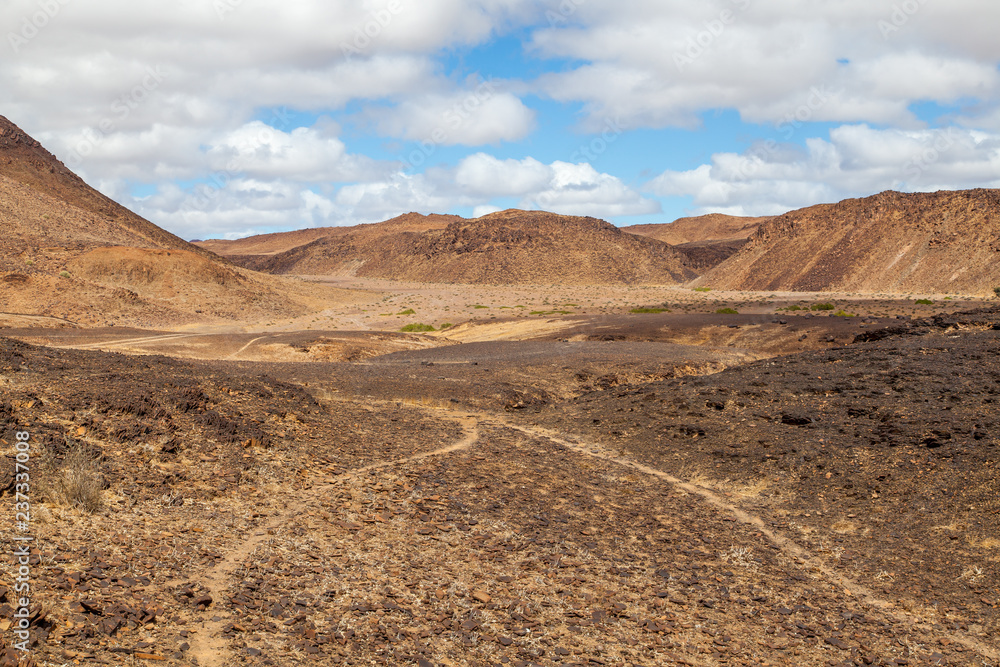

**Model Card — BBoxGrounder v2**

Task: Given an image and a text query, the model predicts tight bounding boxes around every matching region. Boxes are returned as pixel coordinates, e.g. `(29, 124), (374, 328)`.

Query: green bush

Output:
(833, 310), (857, 318)
(693, 287), (712, 292)
(811, 303), (835, 311)
(397, 308), (416, 315)
(630, 307), (670, 314)
(440, 323), (453, 329)
(59, 270), (71, 279)
(715, 307), (739, 315)
(915, 299), (934, 305)
(994, 287), (1000, 299)
(400, 323), (435, 332)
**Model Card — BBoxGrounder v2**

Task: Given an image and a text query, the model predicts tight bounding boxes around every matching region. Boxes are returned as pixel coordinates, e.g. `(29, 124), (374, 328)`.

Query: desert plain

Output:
(0, 114), (999, 667)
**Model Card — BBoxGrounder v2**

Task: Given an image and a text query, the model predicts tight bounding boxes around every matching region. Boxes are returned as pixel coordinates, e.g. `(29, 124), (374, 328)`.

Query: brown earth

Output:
(240, 210), (696, 286)
(1, 307), (998, 666)
(0, 116), (212, 267)
(193, 213), (463, 262)
(0, 115), (368, 328)
(699, 189), (1000, 296)
(625, 214), (771, 245)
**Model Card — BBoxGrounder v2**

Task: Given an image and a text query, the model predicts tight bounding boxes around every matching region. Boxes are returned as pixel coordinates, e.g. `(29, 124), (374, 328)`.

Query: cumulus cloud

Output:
(646, 125), (1000, 215)
(3, 0), (1000, 237)
(367, 84), (536, 146)
(532, 0), (1000, 130)
(117, 153), (658, 239)
(205, 121), (388, 183)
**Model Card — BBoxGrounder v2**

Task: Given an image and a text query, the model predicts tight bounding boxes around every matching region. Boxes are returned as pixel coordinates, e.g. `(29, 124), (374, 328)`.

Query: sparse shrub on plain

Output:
(630, 307), (670, 314)
(440, 323), (453, 329)
(716, 307), (739, 314)
(693, 287), (712, 292)
(397, 308), (416, 315)
(400, 323), (435, 332)
(59, 270), (71, 279)
(833, 310), (857, 317)
(811, 302), (835, 311)
(915, 299), (934, 305)
(37, 440), (105, 513)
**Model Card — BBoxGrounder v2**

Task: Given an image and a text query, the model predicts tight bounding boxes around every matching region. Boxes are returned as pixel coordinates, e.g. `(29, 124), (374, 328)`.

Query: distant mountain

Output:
(0, 115), (357, 327)
(699, 189), (1000, 295)
(194, 213), (463, 266)
(625, 213), (771, 245)
(224, 209), (696, 285)
(625, 214), (772, 271)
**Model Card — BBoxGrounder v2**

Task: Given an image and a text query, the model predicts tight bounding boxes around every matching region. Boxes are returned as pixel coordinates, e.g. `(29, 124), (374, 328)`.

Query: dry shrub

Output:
(38, 441), (104, 513)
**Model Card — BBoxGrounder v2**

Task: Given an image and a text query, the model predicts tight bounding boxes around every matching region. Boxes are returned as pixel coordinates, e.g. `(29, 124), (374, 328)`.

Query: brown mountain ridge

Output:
(0, 115), (360, 327)
(625, 212), (771, 245)
(226, 209), (697, 285)
(699, 189), (1000, 295)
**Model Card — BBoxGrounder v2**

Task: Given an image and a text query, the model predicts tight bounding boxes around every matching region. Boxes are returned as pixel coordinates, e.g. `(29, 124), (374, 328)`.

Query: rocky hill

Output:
(247, 209), (696, 285)
(0, 115), (208, 262)
(625, 213), (770, 245)
(195, 213), (462, 269)
(626, 213), (771, 270)
(0, 115), (359, 327)
(699, 189), (1000, 295)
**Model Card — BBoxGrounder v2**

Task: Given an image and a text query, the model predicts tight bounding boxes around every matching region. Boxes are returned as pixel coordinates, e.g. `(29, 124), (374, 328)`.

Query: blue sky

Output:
(2, 0), (999, 240)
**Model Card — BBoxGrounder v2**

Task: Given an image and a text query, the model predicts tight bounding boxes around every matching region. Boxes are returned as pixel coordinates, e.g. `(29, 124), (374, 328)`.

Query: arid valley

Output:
(2, 104), (1000, 667)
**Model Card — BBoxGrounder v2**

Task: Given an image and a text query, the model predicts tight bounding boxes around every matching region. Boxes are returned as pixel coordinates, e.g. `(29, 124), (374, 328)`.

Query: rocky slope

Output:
(246, 209), (696, 285)
(626, 214), (771, 271)
(0, 115), (207, 264)
(194, 212), (462, 263)
(626, 213), (770, 245)
(699, 189), (1000, 295)
(0, 115), (359, 327)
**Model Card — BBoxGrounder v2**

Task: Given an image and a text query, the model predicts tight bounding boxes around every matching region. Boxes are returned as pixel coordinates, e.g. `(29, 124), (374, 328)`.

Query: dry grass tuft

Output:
(38, 440), (105, 513)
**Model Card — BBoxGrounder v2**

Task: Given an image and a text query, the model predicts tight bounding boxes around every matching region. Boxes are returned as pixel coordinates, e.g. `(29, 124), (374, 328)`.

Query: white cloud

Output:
(117, 153), (658, 239)
(531, 0), (1000, 130)
(528, 162), (661, 217)
(472, 204), (503, 217)
(368, 85), (536, 146)
(646, 125), (1000, 215)
(455, 154), (552, 196)
(3, 0), (1000, 239)
(206, 121), (387, 183)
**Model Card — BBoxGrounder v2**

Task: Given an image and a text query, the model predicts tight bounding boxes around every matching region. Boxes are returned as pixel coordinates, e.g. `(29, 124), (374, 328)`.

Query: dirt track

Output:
(0, 308), (998, 666)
